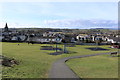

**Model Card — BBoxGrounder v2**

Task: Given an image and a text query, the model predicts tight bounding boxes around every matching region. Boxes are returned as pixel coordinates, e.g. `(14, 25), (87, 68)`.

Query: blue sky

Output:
(0, 2), (118, 28)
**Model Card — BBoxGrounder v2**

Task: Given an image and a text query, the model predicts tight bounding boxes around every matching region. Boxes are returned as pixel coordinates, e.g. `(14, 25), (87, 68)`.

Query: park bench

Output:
(110, 52), (118, 56)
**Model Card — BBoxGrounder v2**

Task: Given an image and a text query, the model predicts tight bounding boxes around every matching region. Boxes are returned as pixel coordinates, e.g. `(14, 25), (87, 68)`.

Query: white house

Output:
(11, 36), (18, 41)
(27, 36), (62, 43)
(11, 35), (27, 41)
(19, 35), (26, 41)
(105, 35), (119, 43)
(76, 34), (90, 41)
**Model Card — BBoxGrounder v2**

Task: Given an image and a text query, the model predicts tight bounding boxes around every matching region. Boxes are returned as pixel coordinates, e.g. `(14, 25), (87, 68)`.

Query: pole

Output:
(27, 34), (30, 44)
(96, 39), (98, 50)
(64, 43), (67, 53)
(56, 43), (57, 52)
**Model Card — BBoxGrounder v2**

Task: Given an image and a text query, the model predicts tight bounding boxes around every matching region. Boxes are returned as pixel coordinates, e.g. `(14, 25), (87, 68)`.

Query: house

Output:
(19, 35), (27, 41)
(2, 36), (12, 42)
(11, 35), (27, 42)
(0, 36), (4, 41)
(105, 35), (120, 43)
(27, 36), (62, 43)
(106, 35), (120, 49)
(71, 37), (76, 43)
(2, 23), (28, 42)
(94, 36), (103, 41)
(43, 32), (56, 37)
(76, 34), (93, 42)
(11, 36), (21, 41)
(76, 33), (106, 44)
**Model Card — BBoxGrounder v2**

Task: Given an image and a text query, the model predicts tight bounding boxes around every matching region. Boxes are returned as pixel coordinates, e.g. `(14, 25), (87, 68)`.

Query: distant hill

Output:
(90, 28), (118, 30)
(108, 28), (119, 30)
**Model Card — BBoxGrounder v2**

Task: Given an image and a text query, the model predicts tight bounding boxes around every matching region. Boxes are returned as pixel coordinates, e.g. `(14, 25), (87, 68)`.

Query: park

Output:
(1, 42), (119, 78)
(0, 1), (119, 79)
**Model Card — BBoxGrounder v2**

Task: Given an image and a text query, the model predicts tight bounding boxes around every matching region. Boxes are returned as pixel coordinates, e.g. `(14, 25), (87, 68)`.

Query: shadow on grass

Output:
(49, 52), (63, 55)
(86, 47), (109, 51)
(40, 46), (62, 51)
(48, 51), (77, 55)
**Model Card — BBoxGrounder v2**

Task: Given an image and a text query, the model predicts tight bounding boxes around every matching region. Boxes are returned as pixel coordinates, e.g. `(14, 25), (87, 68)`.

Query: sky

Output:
(0, 1), (118, 29)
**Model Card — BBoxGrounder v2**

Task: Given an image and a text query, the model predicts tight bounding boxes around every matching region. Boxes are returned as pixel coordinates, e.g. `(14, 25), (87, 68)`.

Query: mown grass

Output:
(2, 42), (61, 78)
(66, 54), (119, 78)
(2, 42), (118, 78)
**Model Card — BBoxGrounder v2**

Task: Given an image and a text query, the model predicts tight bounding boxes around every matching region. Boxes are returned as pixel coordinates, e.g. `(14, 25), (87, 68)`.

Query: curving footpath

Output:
(49, 52), (117, 79)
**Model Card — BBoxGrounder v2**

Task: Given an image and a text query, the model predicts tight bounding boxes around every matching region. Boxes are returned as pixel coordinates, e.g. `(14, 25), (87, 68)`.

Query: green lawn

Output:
(66, 55), (118, 78)
(2, 42), (61, 78)
(2, 42), (118, 78)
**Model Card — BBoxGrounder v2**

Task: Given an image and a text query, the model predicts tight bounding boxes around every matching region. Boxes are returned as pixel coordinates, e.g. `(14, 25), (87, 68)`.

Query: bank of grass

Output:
(2, 42), (61, 78)
(66, 54), (118, 78)
(2, 42), (118, 78)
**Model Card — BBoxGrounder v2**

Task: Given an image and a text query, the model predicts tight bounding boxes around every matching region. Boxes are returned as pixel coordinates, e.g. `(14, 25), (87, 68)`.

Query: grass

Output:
(2, 42), (61, 78)
(66, 54), (119, 78)
(2, 42), (118, 78)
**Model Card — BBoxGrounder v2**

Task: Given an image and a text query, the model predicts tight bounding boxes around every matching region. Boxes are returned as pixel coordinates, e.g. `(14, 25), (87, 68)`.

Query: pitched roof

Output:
(107, 36), (120, 42)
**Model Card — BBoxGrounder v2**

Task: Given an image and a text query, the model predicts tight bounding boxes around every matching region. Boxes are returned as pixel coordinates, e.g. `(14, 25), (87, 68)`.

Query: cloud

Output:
(0, 22), (41, 28)
(0, 0), (118, 2)
(0, 19), (118, 29)
(43, 19), (118, 29)
(0, 2), (117, 29)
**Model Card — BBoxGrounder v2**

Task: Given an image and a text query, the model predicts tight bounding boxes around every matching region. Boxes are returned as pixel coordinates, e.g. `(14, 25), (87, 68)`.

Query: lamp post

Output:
(118, 43), (120, 55)
(63, 43), (67, 53)
(95, 37), (99, 50)
(27, 34), (30, 44)
(55, 36), (59, 52)
(56, 42), (58, 52)
(62, 39), (67, 53)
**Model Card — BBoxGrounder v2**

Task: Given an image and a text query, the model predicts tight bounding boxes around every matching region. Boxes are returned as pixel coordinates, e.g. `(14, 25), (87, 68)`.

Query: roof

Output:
(29, 36), (59, 39)
(107, 36), (120, 42)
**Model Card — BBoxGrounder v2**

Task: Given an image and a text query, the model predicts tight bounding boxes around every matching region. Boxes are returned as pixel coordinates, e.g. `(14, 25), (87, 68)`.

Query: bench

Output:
(110, 52), (118, 56)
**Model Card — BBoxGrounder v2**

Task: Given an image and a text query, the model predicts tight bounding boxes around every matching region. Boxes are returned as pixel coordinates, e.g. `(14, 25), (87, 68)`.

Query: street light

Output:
(62, 39), (67, 53)
(56, 42), (58, 52)
(55, 36), (59, 52)
(95, 37), (99, 50)
(64, 43), (67, 53)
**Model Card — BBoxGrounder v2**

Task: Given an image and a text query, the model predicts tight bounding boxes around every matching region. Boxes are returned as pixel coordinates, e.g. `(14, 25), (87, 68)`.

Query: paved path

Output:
(49, 52), (116, 78)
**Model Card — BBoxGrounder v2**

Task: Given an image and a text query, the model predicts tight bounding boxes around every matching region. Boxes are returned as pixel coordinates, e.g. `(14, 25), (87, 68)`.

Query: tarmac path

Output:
(49, 52), (116, 79)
